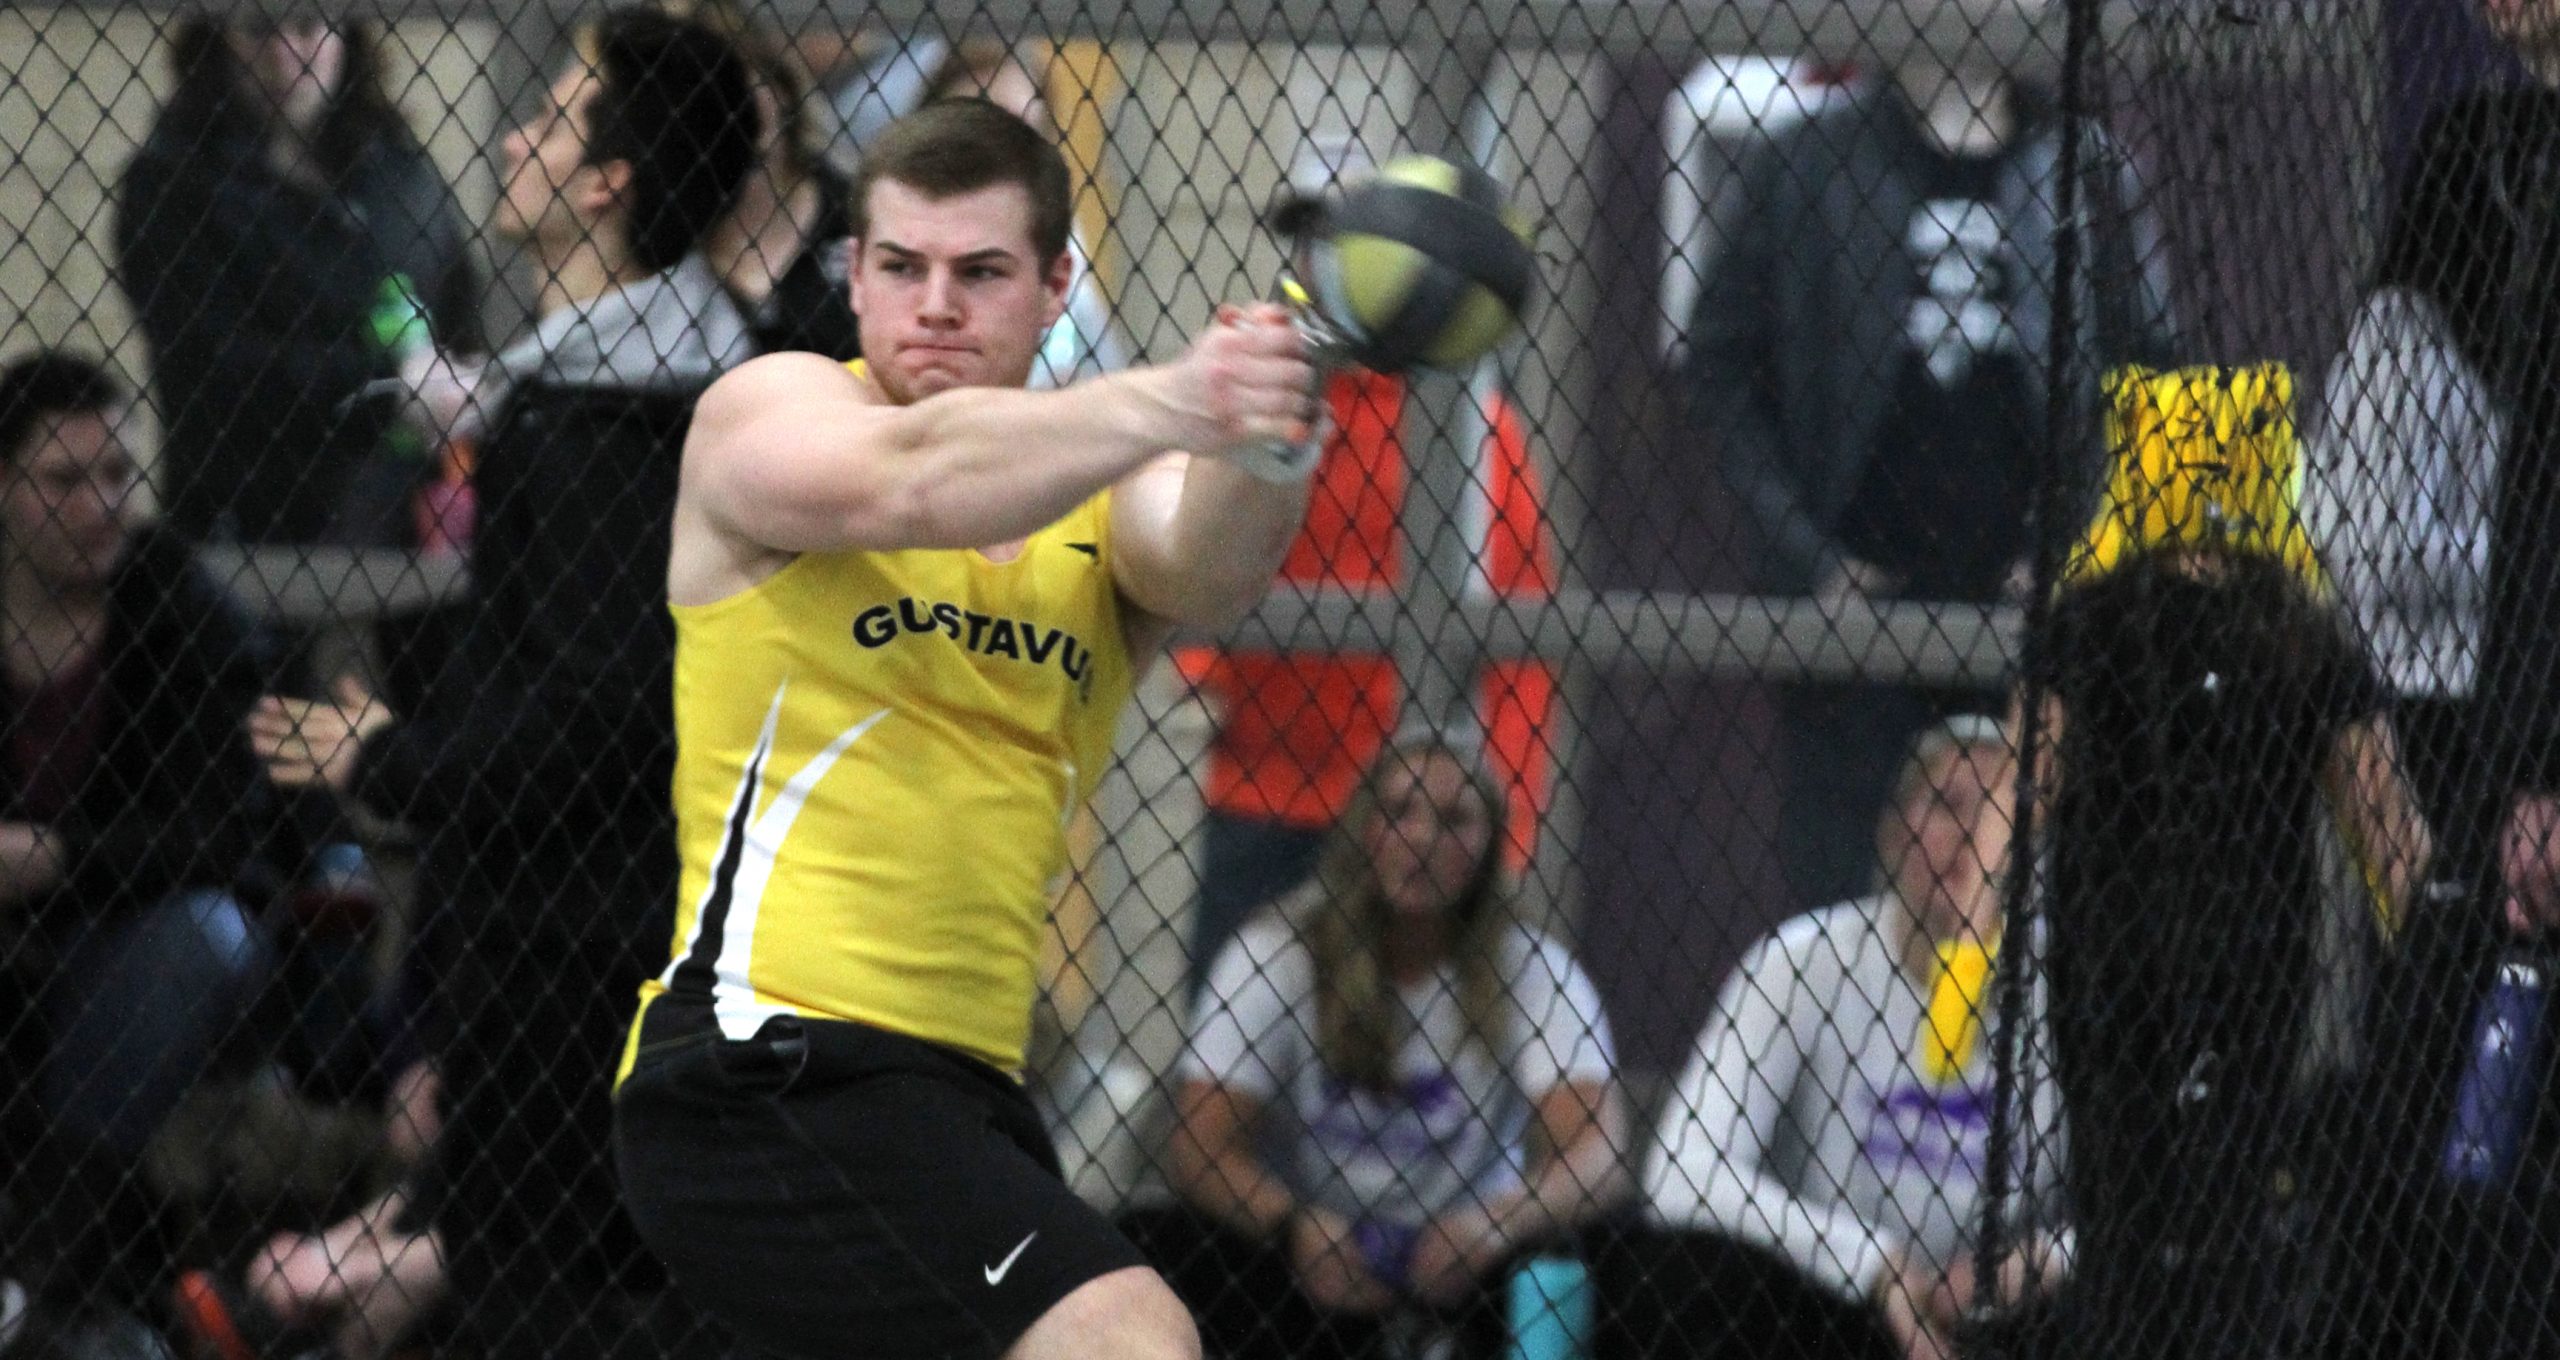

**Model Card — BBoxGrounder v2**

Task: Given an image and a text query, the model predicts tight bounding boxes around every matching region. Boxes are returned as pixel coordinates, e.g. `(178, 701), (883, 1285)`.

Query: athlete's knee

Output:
(1006, 1265), (1199, 1360)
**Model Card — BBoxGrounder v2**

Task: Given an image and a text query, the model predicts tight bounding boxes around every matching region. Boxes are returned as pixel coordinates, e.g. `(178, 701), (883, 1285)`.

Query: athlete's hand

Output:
(249, 676), (393, 796)
(1288, 1207), (1396, 1316)
(1405, 1206), (1504, 1307)
(1158, 302), (1318, 458)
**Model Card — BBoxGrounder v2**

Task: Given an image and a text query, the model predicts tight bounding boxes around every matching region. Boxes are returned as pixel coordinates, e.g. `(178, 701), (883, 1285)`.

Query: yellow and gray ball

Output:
(1297, 154), (1536, 373)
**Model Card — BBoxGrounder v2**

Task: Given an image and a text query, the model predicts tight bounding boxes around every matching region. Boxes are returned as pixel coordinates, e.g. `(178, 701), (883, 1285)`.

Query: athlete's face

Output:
(1362, 752), (1497, 923)
(2, 409), (137, 593)
(1883, 743), (2013, 946)
(848, 180), (1070, 404)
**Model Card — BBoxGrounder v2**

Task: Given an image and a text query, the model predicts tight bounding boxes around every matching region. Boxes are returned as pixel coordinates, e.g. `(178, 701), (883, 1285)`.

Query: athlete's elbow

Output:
(827, 471), (940, 551)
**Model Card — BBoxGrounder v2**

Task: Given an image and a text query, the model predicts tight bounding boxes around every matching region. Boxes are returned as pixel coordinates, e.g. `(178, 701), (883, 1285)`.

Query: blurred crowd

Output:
(3, 0), (2560, 1357)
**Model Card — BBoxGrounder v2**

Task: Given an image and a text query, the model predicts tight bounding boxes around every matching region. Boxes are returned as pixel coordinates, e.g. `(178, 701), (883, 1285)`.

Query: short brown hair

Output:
(849, 98), (1072, 265)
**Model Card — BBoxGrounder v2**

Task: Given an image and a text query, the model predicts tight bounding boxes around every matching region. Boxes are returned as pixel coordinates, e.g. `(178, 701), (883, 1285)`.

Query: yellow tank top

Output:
(629, 490), (1132, 1073)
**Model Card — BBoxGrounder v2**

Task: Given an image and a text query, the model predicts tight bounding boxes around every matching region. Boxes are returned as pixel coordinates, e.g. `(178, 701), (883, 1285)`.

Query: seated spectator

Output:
(171, 1062), (445, 1360)
(248, 14), (761, 1358)
(1177, 367), (1555, 999)
(1128, 731), (1625, 1360)
(0, 352), (301, 1316)
(115, 16), (481, 549)
(1631, 715), (2040, 1360)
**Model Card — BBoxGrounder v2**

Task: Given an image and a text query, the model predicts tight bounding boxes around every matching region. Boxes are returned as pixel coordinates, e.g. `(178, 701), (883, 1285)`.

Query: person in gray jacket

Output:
(1686, 53), (2177, 915)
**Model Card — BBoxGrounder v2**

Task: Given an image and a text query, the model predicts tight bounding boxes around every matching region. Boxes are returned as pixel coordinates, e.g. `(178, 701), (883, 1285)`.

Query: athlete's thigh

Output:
(1004, 1265), (1200, 1360)
(619, 1029), (1144, 1360)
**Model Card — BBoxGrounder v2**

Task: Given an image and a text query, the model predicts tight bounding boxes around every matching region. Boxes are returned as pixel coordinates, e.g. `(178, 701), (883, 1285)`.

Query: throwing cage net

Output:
(0, 0), (2545, 1356)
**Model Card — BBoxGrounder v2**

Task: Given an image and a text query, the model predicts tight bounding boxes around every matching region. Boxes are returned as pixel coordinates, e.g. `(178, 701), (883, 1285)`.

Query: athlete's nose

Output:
(918, 267), (963, 327)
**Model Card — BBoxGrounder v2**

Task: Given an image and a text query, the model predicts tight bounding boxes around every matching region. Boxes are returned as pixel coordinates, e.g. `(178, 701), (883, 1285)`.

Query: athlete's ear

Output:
(1039, 247), (1072, 330)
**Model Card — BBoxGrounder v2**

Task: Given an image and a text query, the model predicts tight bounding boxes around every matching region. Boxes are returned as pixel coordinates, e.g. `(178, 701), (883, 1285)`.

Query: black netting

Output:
(0, 1), (2544, 1358)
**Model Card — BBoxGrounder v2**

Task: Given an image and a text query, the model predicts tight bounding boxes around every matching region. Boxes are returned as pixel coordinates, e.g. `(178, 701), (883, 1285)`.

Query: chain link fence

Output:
(0, 0), (2546, 1355)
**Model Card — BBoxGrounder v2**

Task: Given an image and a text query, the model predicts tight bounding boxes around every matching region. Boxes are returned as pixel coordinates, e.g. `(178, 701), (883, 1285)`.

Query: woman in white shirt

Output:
(1135, 731), (1625, 1360)
(1639, 716), (2050, 1360)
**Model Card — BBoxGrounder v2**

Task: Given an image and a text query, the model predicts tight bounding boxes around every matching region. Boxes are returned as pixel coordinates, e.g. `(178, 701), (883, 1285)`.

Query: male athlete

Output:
(613, 98), (1315, 1360)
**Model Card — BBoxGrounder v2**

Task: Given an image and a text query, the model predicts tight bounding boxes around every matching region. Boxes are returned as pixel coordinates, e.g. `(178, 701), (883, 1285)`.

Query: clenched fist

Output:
(1158, 302), (1319, 459)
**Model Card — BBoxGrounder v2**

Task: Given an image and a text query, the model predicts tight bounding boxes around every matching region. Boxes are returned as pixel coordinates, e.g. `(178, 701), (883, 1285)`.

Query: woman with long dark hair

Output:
(2032, 367), (2431, 1360)
(116, 17), (481, 548)
(1136, 731), (1624, 1360)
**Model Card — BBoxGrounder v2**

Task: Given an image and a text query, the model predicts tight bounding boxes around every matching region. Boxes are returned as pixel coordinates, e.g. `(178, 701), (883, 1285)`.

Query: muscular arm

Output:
(675, 309), (1311, 596)
(1109, 450), (1311, 644)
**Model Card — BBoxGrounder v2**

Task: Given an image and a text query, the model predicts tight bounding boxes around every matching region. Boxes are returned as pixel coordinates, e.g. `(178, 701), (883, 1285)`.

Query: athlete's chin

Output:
(894, 353), (992, 397)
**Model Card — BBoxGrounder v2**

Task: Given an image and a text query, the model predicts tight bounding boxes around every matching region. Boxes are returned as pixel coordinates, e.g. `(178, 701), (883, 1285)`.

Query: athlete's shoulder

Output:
(694, 352), (876, 439)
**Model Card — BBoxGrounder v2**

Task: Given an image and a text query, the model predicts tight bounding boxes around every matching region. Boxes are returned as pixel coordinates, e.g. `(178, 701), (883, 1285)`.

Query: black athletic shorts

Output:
(614, 997), (1149, 1360)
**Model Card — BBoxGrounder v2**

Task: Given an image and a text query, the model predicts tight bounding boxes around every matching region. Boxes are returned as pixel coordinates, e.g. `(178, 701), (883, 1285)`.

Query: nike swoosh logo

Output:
(1064, 541), (1098, 559)
(977, 1234), (1029, 1285)
(984, 1231), (1038, 1286)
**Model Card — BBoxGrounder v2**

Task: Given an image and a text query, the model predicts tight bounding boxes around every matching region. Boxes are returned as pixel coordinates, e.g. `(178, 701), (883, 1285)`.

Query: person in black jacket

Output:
(0, 351), (304, 1315)
(1687, 56), (2177, 918)
(116, 18), (481, 550)
(248, 14), (761, 1359)
(673, 0), (865, 362)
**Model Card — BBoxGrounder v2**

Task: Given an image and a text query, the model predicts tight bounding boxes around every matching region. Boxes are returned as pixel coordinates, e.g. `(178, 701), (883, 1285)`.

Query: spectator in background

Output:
(1132, 732), (1624, 1360)
(116, 17), (481, 549)
(391, 0), (861, 454)
(1178, 372), (1556, 992)
(0, 352), (299, 1322)
(247, 14), (760, 1358)
(2328, 7), (2560, 1356)
(1688, 49), (2175, 914)
(668, 0), (864, 361)
(2303, 103), (2511, 858)
(1629, 716), (2045, 1360)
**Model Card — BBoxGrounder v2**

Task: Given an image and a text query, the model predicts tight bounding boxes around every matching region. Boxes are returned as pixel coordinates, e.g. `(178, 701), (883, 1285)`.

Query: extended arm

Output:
(679, 305), (1313, 566)
(1108, 450), (1310, 639)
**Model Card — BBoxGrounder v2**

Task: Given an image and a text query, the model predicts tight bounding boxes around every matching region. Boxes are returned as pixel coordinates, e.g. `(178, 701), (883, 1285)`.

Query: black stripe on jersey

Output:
(670, 740), (771, 1000)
